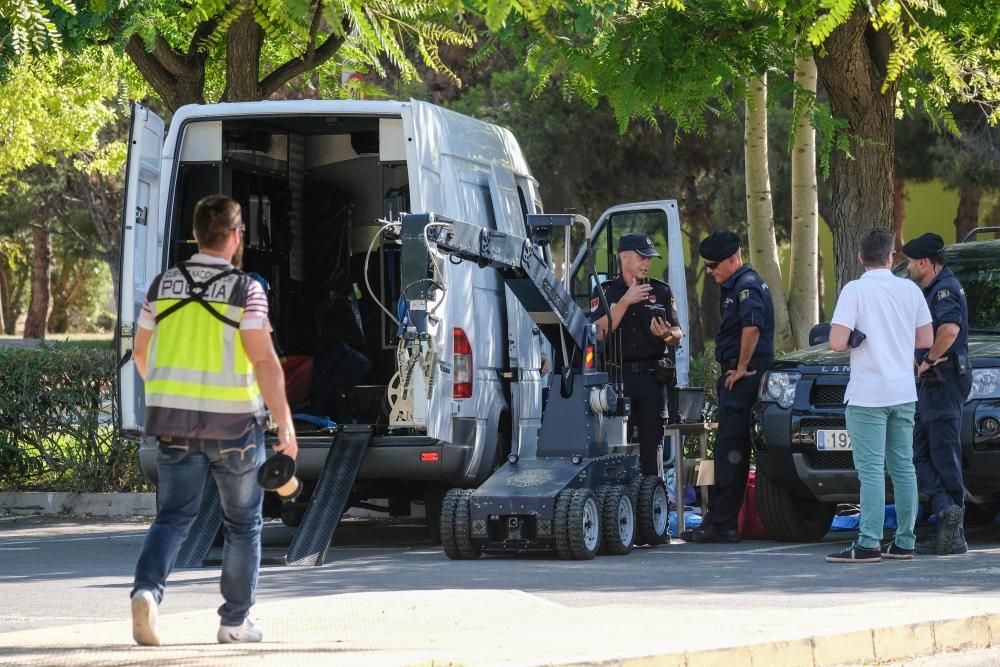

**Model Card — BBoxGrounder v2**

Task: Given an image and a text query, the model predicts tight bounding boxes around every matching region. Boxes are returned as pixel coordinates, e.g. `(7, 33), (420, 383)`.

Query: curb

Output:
(0, 492), (423, 520)
(569, 612), (998, 667)
(0, 492), (155, 517)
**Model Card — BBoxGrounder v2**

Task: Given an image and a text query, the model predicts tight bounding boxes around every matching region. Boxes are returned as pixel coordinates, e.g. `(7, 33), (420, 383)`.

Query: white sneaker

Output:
(217, 618), (263, 644)
(131, 589), (161, 646)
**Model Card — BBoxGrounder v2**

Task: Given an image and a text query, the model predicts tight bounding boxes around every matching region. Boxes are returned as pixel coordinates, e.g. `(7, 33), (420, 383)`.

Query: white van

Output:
(116, 99), (689, 529)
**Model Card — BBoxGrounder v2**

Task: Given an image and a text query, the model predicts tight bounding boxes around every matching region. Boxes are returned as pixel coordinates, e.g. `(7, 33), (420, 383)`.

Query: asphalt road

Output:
(2, 513), (1000, 637)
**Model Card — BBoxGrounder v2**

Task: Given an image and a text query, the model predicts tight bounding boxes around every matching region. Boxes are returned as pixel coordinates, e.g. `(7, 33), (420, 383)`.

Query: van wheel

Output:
(636, 476), (669, 546)
(567, 488), (601, 560)
(601, 486), (635, 556)
(440, 488), (462, 559)
(756, 468), (835, 542)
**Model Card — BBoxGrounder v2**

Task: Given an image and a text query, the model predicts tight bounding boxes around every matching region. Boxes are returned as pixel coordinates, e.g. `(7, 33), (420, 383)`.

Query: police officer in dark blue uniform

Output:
(590, 233), (684, 480)
(903, 233), (972, 556)
(687, 231), (774, 543)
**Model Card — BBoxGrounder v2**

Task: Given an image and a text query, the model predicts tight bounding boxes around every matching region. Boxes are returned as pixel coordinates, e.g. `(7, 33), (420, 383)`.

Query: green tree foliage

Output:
(497, 1), (1000, 289)
(0, 47), (123, 186)
(521, 1), (787, 135)
(808, 0), (1000, 130)
(0, 0), (69, 59)
(19, 0), (484, 110)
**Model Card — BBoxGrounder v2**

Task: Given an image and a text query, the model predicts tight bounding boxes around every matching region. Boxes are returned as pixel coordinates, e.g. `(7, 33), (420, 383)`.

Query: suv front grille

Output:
(799, 416), (846, 430)
(805, 450), (854, 470)
(811, 384), (846, 406)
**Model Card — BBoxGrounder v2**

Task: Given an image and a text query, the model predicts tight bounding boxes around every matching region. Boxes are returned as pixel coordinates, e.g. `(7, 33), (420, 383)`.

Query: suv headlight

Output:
(761, 371), (801, 409)
(969, 368), (1000, 400)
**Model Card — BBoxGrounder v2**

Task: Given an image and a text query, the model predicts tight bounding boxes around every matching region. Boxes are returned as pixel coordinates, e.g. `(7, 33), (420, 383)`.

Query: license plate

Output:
(816, 429), (852, 451)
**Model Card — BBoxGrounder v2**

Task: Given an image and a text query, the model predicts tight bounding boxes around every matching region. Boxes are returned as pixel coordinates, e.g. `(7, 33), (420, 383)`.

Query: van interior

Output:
(171, 115), (412, 437)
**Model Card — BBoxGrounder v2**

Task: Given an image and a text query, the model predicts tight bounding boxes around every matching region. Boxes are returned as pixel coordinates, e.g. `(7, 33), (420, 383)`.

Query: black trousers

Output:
(623, 372), (668, 477)
(706, 370), (760, 531)
(913, 370), (972, 514)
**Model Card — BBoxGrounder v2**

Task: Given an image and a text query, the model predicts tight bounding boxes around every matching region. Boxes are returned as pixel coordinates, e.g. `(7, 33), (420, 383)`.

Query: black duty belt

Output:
(720, 356), (773, 372)
(612, 360), (664, 374)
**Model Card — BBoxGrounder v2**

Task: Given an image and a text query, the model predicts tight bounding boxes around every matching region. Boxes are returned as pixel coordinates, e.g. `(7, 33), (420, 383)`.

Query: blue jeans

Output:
(845, 403), (918, 550)
(132, 424), (264, 626)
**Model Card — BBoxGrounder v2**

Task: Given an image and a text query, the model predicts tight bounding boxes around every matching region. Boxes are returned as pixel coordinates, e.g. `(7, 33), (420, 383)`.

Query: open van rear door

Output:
(116, 103), (164, 435)
(568, 200), (690, 385)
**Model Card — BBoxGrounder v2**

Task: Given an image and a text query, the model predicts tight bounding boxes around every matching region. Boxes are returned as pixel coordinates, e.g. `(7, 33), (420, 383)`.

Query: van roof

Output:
(164, 99), (410, 159)
(172, 99), (409, 123)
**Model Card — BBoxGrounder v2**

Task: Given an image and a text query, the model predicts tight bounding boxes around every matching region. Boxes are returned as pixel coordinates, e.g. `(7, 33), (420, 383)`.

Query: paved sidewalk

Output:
(3, 587), (1000, 666)
(2, 517), (1000, 666)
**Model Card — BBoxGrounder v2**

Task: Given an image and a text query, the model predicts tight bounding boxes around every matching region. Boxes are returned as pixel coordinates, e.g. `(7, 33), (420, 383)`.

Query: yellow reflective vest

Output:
(143, 261), (265, 439)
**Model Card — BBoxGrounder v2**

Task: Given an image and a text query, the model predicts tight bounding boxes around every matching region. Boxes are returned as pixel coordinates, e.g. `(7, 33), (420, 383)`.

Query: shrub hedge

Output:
(0, 346), (149, 492)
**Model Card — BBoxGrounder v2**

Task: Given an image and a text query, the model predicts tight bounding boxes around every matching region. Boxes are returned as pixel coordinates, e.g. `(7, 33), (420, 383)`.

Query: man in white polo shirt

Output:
(825, 228), (933, 563)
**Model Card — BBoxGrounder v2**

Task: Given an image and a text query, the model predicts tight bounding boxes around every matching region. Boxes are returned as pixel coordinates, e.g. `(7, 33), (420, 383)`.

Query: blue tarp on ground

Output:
(668, 509), (703, 537)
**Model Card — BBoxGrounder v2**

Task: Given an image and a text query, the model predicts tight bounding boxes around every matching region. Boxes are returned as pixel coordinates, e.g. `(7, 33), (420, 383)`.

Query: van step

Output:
(284, 424), (373, 566)
(174, 475), (223, 568)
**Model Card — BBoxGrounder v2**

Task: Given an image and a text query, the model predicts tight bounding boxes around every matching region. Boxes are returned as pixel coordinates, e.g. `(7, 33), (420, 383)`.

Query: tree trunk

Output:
(744, 74), (792, 347)
(124, 36), (206, 112)
(700, 268), (721, 347)
(892, 176), (906, 260)
(814, 6), (897, 292)
(788, 54), (820, 348)
(24, 224), (52, 338)
(0, 254), (25, 335)
(222, 10), (265, 102)
(680, 172), (719, 358)
(954, 185), (983, 242)
(817, 250), (826, 323)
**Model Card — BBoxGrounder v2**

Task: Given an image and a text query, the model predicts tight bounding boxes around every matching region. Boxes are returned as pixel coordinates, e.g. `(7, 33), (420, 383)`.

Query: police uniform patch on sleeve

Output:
(590, 297), (600, 312)
(671, 297), (677, 311)
(739, 289), (750, 302)
(937, 289), (951, 301)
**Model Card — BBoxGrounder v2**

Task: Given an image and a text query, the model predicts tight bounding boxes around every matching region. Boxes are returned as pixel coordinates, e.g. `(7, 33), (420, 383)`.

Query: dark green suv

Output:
(751, 232), (1000, 542)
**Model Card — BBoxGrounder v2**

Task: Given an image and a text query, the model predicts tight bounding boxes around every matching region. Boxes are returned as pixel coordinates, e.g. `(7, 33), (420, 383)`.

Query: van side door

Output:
(116, 103), (164, 435)
(487, 165), (545, 457)
(569, 200), (690, 385)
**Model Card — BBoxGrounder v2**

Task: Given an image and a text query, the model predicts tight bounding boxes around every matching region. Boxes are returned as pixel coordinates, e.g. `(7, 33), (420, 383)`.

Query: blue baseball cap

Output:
(618, 233), (661, 258)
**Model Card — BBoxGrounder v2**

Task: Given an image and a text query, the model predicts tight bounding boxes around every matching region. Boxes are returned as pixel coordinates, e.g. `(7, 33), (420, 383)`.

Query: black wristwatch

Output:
(922, 351), (937, 365)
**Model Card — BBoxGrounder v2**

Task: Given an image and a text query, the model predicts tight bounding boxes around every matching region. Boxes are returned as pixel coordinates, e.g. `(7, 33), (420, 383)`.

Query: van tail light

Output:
(453, 327), (473, 399)
(585, 344), (595, 370)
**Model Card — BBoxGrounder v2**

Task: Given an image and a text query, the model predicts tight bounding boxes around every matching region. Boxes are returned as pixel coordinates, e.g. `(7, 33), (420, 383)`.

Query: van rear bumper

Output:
(136, 422), (478, 487)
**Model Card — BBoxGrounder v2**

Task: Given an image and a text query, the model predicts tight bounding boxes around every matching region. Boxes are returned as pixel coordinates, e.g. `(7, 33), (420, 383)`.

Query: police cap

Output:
(618, 233), (661, 257)
(699, 231), (741, 261)
(901, 232), (944, 260)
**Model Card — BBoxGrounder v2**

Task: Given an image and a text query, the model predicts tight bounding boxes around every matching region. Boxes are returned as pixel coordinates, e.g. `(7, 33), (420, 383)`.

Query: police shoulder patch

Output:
(739, 289), (750, 302)
(937, 289), (951, 301)
(590, 298), (600, 312)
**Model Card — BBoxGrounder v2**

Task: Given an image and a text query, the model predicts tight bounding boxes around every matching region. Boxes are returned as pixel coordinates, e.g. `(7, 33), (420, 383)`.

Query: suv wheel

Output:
(756, 468), (836, 542)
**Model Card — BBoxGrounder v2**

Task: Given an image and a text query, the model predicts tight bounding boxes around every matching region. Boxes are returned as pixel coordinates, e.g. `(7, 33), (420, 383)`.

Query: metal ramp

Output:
(284, 424), (373, 566)
(173, 424), (372, 568)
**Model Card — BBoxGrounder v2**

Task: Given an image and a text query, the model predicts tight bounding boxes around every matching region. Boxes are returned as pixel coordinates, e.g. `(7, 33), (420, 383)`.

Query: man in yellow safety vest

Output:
(129, 194), (297, 646)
